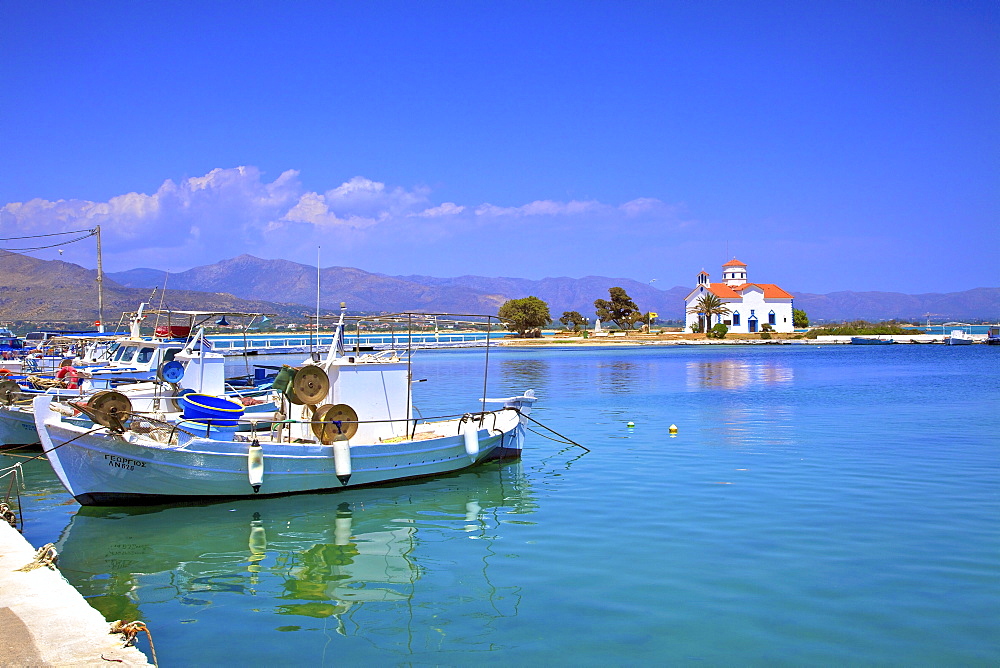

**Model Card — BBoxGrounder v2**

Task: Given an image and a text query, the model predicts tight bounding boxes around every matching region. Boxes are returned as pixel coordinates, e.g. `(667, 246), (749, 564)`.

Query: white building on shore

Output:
(684, 259), (795, 333)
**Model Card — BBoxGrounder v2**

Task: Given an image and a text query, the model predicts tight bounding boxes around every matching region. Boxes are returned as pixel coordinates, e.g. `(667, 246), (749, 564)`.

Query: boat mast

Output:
(94, 225), (105, 333)
(316, 246), (321, 345)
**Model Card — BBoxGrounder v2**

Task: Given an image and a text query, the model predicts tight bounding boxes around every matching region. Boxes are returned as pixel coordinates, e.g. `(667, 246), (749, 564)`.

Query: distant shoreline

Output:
(495, 333), (810, 346)
(493, 332), (960, 346)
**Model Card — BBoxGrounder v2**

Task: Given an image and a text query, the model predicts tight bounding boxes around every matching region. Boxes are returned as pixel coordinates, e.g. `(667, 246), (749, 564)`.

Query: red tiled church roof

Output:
(707, 283), (741, 298)
(736, 283), (793, 298)
(706, 283), (793, 299)
(722, 258), (747, 268)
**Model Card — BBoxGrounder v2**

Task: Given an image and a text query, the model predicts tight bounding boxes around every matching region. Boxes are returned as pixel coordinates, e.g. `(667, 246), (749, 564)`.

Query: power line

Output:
(0, 228), (95, 241)
(0, 228), (97, 252)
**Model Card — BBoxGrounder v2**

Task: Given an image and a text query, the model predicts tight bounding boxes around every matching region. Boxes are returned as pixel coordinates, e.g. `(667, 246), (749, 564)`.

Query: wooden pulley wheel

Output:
(84, 390), (132, 432)
(311, 403), (359, 444)
(289, 365), (330, 406)
(0, 379), (20, 405)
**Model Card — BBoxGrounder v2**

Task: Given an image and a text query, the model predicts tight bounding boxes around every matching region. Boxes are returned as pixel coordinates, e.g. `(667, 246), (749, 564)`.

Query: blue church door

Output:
(748, 317), (758, 333)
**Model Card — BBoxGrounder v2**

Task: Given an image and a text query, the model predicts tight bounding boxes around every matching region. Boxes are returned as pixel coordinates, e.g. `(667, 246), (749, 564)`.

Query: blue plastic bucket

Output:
(180, 393), (245, 427)
(176, 419), (239, 441)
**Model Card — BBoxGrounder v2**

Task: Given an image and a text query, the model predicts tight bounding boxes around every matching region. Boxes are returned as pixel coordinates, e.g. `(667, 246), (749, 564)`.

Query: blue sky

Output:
(1, 1), (997, 294)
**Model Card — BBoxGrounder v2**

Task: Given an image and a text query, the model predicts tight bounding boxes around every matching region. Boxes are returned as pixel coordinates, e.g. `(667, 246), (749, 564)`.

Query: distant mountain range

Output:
(109, 255), (684, 318)
(0, 251), (312, 325)
(1, 251), (997, 324)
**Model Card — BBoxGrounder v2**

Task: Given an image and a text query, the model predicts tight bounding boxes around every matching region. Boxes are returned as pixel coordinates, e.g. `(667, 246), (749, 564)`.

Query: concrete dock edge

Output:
(0, 521), (152, 667)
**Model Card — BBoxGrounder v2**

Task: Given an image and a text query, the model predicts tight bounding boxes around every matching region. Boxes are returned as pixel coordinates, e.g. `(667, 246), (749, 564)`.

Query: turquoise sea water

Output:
(5, 344), (999, 666)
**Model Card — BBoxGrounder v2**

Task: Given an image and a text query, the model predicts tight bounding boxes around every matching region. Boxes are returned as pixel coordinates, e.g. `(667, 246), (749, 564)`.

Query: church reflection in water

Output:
(56, 460), (534, 651)
(686, 359), (793, 391)
(686, 359), (796, 449)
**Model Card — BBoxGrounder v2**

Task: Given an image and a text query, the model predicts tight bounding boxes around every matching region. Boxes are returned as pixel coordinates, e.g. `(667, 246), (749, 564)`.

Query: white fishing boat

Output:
(945, 327), (975, 345)
(34, 308), (538, 506)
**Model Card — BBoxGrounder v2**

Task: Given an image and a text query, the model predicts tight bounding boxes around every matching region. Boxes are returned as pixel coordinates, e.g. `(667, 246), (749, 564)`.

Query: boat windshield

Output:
(113, 345), (139, 363)
(135, 347), (155, 364)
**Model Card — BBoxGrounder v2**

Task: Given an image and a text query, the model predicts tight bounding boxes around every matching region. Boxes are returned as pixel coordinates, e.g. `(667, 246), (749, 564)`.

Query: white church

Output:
(684, 259), (795, 334)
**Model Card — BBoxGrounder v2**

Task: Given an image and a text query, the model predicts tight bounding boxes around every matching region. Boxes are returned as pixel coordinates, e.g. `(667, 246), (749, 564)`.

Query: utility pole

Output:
(95, 226), (105, 333)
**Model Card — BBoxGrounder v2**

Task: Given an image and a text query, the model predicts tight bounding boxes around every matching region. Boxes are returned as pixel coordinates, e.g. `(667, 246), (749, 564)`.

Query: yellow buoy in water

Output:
(627, 421), (635, 428)
(669, 424), (678, 434)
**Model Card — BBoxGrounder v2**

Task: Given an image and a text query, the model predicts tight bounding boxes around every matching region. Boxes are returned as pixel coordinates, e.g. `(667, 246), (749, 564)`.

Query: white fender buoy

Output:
(463, 419), (480, 460)
(333, 439), (352, 486)
(248, 440), (264, 493)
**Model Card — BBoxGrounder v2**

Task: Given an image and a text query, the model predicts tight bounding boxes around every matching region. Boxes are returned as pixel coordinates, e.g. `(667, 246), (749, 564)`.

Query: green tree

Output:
(710, 323), (729, 339)
(686, 293), (732, 337)
(594, 287), (642, 332)
(498, 296), (551, 337)
(793, 308), (809, 328)
(559, 310), (586, 332)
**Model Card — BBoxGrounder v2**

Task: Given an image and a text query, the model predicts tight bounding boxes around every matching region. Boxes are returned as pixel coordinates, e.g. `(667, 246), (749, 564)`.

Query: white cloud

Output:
(620, 197), (667, 216)
(0, 166), (688, 272)
(474, 199), (607, 218)
(414, 202), (465, 217)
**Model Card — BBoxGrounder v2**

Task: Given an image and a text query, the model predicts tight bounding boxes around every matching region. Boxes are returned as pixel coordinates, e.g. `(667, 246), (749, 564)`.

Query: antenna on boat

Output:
(316, 246), (321, 335)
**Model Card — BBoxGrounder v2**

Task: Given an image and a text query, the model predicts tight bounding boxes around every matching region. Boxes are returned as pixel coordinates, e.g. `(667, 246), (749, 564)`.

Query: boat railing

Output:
(92, 406), (520, 439)
(207, 332), (504, 349)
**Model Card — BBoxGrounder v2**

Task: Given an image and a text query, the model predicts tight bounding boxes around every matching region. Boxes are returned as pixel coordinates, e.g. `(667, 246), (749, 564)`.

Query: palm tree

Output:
(687, 293), (732, 337)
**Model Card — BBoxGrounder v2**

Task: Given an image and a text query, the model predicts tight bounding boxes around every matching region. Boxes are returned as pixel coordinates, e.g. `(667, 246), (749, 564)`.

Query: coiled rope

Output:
(0, 501), (16, 528)
(109, 620), (158, 667)
(15, 543), (58, 571)
(0, 461), (24, 530)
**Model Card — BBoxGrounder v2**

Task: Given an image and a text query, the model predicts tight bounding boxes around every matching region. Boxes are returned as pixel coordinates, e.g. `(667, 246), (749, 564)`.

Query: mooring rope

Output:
(0, 501), (16, 528)
(15, 543), (58, 571)
(11, 425), (107, 464)
(510, 408), (589, 452)
(110, 620), (159, 667)
(0, 462), (25, 530)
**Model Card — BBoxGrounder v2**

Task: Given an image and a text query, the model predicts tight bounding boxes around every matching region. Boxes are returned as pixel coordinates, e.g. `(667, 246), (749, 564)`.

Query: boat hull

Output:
(35, 396), (533, 505)
(0, 406), (40, 447)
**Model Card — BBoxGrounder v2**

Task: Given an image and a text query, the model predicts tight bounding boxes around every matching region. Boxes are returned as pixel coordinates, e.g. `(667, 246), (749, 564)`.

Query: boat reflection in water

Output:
(55, 461), (534, 657)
